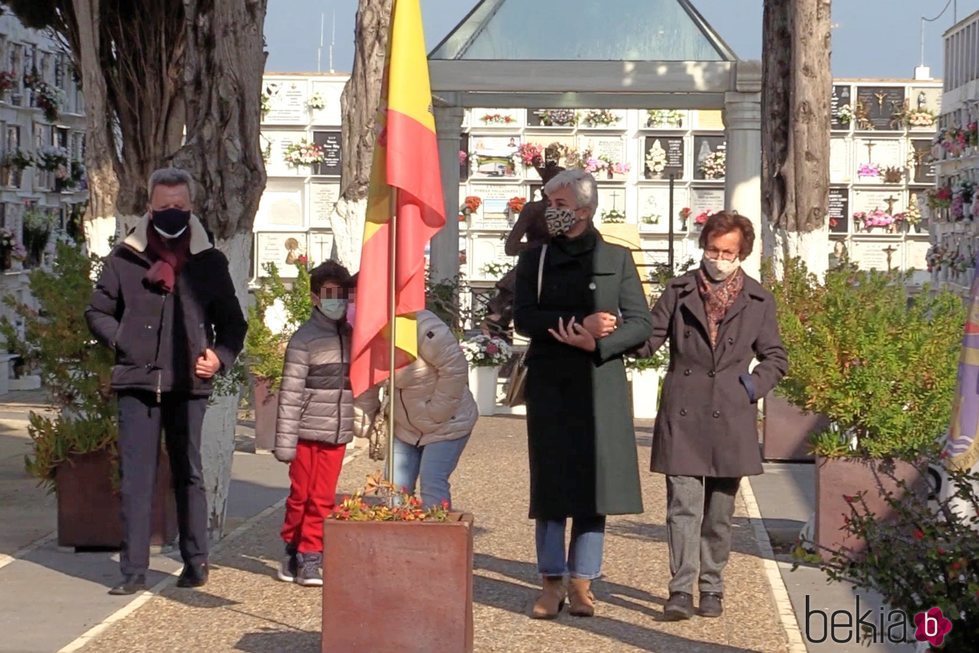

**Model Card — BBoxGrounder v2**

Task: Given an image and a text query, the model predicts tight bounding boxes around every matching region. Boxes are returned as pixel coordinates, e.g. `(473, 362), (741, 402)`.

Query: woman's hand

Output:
(548, 317), (596, 352)
(583, 311), (617, 339)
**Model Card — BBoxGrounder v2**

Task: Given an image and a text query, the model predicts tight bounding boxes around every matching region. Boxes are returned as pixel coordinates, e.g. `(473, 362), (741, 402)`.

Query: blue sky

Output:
(265, 0), (977, 79)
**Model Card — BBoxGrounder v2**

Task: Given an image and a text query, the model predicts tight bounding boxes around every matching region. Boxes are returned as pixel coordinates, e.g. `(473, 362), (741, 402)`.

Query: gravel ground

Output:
(82, 417), (789, 653)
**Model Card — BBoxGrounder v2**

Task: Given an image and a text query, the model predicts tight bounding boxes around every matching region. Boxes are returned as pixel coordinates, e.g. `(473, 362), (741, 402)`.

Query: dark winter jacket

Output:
(642, 270), (788, 477)
(274, 310), (380, 461)
(85, 215), (247, 397)
(514, 228), (652, 519)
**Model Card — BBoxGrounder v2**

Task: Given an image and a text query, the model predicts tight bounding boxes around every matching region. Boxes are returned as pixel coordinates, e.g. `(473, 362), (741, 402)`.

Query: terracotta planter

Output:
(56, 448), (178, 549)
(762, 395), (827, 461)
(814, 456), (922, 561)
(252, 377), (278, 452)
(322, 513), (474, 653)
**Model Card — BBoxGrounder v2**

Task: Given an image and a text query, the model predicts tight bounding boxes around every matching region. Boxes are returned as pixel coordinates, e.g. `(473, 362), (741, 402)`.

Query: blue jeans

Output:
(392, 435), (470, 508)
(535, 516), (606, 580)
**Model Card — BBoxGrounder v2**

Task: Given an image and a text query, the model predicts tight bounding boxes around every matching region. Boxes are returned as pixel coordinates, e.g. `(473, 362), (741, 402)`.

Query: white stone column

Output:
(723, 91), (763, 278)
(430, 104), (464, 283)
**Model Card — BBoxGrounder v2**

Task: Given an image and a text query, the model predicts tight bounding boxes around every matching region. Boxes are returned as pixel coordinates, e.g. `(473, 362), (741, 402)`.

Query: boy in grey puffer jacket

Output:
(273, 261), (378, 587)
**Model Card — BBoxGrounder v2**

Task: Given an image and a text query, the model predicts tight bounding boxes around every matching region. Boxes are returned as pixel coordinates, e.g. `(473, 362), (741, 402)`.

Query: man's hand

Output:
(548, 317), (596, 352)
(582, 312), (618, 339)
(195, 348), (221, 379)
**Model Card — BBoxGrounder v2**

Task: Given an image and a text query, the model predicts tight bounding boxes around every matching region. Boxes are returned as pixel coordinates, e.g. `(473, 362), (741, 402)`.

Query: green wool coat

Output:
(514, 228), (652, 520)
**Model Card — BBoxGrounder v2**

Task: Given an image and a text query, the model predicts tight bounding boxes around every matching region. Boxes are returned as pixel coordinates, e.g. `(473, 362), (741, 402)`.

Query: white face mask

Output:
(318, 298), (348, 320)
(702, 255), (741, 281)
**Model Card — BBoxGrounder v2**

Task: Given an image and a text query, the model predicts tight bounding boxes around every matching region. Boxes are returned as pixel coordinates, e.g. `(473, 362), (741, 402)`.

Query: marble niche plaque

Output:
(264, 81), (306, 124)
(469, 183), (524, 227)
(850, 239), (900, 271)
(256, 231), (307, 278)
(255, 186), (304, 228)
(309, 182), (340, 228)
(829, 138), (850, 183)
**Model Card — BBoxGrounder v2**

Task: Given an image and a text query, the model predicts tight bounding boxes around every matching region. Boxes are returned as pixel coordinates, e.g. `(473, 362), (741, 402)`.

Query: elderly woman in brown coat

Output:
(641, 212), (787, 621)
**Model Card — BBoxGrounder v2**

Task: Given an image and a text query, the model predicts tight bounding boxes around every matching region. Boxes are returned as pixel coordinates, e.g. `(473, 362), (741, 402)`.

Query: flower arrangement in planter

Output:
(24, 71), (63, 122)
(506, 196), (525, 216)
(601, 208), (626, 224)
(927, 185), (952, 211)
(334, 474), (451, 521)
(534, 109), (576, 127)
(479, 112), (515, 125)
(678, 207), (692, 229)
(905, 107), (935, 128)
(645, 140), (668, 177)
(0, 70), (17, 94)
(853, 209), (895, 232)
(950, 181), (974, 222)
(640, 214), (661, 226)
(698, 151), (725, 179)
(645, 109), (683, 128)
(461, 334), (511, 367)
(856, 162), (881, 179)
(580, 109), (620, 128)
(880, 166), (904, 184)
(36, 146), (69, 172)
(458, 195), (481, 222)
(516, 142), (542, 166)
(282, 139), (326, 168)
(3, 148), (33, 171)
(306, 92), (325, 111)
(22, 204), (53, 266)
(836, 104), (853, 126)
(481, 261), (513, 278)
(543, 142), (590, 169)
(589, 154), (629, 179)
(693, 210), (714, 229)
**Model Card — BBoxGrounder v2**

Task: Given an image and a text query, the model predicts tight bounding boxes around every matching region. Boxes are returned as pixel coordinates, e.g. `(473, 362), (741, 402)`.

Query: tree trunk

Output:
(761, 0), (832, 277)
(329, 0), (392, 271)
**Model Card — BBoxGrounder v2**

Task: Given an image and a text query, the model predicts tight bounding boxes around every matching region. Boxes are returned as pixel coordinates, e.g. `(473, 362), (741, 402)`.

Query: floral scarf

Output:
(696, 267), (744, 349)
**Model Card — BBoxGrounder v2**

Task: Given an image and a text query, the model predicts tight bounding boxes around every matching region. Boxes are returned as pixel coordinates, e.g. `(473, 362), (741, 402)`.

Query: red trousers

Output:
(281, 440), (347, 553)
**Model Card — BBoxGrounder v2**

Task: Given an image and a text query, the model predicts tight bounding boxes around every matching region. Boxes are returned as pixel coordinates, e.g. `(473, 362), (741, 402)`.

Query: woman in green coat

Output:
(514, 169), (652, 620)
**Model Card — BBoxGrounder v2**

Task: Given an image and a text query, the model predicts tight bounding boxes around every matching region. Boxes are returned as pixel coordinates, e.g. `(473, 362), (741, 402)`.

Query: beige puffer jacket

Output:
(393, 310), (478, 446)
(274, 310), (379, 462)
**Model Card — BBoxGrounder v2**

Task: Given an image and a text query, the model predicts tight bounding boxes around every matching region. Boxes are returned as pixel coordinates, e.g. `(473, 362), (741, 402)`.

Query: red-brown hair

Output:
(698, 211), (755, 260)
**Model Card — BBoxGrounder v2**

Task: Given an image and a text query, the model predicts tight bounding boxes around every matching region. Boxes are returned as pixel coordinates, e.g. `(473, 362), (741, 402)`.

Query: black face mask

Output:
(151, 208), (191, 238)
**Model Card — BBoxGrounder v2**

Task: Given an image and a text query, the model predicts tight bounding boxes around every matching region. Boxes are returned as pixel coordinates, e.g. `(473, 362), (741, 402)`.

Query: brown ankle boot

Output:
(531, 576), (565, 619)
(567, 578), (595, 617)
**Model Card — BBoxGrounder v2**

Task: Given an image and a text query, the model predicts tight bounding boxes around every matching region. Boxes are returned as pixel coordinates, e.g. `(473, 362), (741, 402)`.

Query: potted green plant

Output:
(323, 473), (473, 653)
(766, 259), (963, 556)
(0, 242), (177, 548)
(244, 260), (311, 450)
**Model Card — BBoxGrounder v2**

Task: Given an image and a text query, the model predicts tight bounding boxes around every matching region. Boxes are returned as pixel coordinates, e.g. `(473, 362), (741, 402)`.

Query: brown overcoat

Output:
(643, 270), (788, 477)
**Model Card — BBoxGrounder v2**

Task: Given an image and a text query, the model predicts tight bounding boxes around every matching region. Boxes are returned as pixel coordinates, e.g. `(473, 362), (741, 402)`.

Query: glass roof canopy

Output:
(429, 0), (737, 62)
(427, 0), (748, 111)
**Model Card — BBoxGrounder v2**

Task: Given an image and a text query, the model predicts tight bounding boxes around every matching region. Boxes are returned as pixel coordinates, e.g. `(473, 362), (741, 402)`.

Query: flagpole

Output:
(386, 188), (398, 486)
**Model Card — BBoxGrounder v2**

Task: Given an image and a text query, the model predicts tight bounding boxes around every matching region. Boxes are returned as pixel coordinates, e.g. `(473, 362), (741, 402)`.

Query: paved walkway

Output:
(69, 417), (790, 653)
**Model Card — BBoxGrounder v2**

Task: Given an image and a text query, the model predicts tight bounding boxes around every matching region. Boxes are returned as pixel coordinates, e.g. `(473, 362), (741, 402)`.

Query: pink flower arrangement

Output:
(695, 210), (714, 225)
(516, 142), (543, 166)
(856, 162), (880, 178)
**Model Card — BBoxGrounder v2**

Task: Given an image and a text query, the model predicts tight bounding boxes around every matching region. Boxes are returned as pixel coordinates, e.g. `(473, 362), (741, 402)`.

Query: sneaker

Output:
(663, 591), (695, 621)
(276, 544), (299, 583)
(296, 552), (323, 587)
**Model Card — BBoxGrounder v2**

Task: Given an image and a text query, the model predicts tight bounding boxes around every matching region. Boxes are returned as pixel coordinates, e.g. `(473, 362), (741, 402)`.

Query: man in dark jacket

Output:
(85, 167), (247, 595)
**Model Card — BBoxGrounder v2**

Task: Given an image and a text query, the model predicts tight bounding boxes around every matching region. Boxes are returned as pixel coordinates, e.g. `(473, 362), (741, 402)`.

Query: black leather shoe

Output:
(176, 563), (208, 588)
(698, 592), (723, 617)
(108, 574), (147, 595)
(664, 591), (695, 620)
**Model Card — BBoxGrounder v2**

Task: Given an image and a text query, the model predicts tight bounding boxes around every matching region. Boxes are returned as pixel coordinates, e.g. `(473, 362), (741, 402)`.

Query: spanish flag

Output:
(350, 0), (445, 397)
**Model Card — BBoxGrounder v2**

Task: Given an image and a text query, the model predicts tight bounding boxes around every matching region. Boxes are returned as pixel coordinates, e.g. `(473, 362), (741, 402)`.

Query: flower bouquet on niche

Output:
(580, 109), (620, 128)
(283, 139), (326, 168)
(645, 139), (668, 177)
(698, 151), (725, 179)
(458, 195), (481, 223)
(461, 334), (511, 368)
(534, 109), (576, 127)
(601, 209), (626, 224)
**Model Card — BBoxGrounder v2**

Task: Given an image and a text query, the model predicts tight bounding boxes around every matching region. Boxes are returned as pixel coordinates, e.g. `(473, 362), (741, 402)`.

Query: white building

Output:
(0, 13), (87, 389)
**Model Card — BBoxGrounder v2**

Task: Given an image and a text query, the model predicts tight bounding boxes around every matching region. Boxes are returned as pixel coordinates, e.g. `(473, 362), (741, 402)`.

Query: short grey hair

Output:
(147, 167), (195, 202)
(543, 168), (598, 216)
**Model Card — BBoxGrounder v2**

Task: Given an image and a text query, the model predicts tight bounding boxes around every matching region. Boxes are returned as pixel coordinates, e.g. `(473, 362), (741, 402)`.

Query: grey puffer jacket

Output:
(274, 310), (379, 462)
(393, 310), (478, 447)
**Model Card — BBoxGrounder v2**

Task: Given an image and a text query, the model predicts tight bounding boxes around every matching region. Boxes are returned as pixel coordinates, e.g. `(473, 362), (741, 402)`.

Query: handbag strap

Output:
(537, 244), (547, 303)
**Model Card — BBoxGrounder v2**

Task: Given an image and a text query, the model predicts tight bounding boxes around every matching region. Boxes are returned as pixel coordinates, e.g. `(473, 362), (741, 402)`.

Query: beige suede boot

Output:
(530, 576), (566, 619)
(567, 578), (595, 617)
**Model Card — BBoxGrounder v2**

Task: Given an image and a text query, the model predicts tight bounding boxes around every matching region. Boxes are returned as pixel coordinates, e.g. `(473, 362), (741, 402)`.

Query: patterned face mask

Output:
(544, 206), (577, 237)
